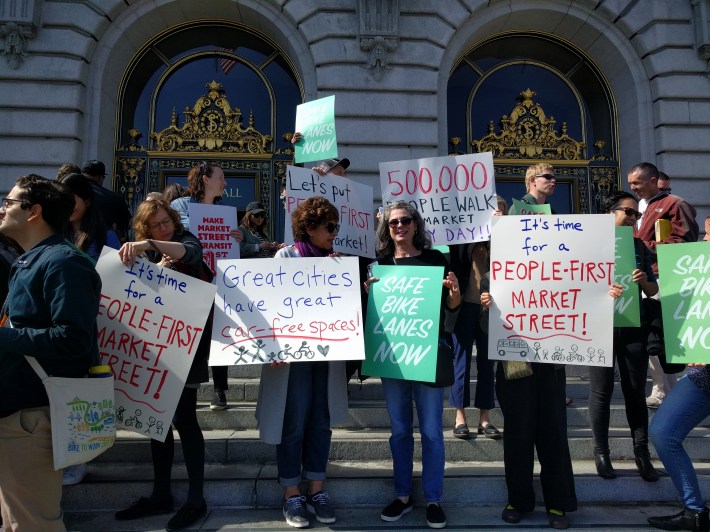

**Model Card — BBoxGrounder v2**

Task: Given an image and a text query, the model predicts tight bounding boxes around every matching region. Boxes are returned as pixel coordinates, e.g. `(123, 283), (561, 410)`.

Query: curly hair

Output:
(601, 190), (637, 214)
(186, 162), (222, 202)
(132, 198), (184, 241)
(525, 163), (555, 193)
(290, 196), (339, 243)
(376, 201), (431, 256)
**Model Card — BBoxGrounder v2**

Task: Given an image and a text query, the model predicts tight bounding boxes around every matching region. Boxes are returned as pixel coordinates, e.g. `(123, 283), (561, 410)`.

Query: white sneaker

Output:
(62, 463), (87, 485)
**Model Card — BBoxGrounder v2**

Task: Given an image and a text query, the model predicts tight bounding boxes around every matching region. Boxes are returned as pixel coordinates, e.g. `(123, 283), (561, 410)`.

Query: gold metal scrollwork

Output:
(151, 80), (273, 153)
(471, 89), (585, 160)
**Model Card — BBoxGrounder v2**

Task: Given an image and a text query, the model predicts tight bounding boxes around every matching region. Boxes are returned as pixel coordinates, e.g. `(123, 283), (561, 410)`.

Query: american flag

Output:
(219, 49), (236, 75)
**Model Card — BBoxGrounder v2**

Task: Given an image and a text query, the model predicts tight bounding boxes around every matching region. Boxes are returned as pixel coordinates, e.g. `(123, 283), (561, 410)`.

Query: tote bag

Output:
(25, 356), (116, 470)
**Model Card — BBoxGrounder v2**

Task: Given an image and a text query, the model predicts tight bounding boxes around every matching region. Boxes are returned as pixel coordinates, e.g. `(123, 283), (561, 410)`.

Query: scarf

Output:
(293, 240), (330, 258)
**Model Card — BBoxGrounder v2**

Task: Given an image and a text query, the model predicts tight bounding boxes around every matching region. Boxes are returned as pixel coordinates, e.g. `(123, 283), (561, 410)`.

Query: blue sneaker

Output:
(306, 490), (336, 524)
(283, 495), (309, 528)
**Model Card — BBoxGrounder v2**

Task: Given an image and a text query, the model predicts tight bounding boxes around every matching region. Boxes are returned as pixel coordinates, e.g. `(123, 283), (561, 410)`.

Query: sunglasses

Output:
(535, 173), (556, 180)
(388, 216), (414, 228)
(612, 207), (643, 220)
(251, 212), (266, 218)
(325, 222), (340, 233)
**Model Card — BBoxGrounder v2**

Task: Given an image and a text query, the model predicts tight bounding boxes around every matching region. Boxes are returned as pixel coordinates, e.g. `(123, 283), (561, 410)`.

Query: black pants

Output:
(588, 326), (649, 453)
(211, 365), (228, 392)
(150, 387), (205, 504)
(495, 363), (577, 513)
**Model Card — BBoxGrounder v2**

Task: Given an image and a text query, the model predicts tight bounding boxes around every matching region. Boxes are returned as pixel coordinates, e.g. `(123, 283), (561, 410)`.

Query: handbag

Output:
(24, 355), (116, 470)
(502, 360), (533, 380)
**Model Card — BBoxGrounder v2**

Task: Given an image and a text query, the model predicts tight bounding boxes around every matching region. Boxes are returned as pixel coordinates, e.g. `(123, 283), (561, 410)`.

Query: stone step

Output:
(94, 427), (710, 465)
(62, 459), (710, 511)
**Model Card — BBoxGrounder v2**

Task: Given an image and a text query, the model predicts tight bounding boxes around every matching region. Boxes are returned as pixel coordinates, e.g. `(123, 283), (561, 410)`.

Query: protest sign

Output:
(188, 203), (239, 276)
(508, 198), (552, 216)
(379, 152), (496, 246)
(613, 226), (641, 327)
(294, 95), (337, 163)
(487, 214), (615, 367)
(657, 242), (710, 363)
(95, 248), (217, 441)
(211, 256), (365, 365)
(362, 265), (443, 382)
(284, 165), (375, 258)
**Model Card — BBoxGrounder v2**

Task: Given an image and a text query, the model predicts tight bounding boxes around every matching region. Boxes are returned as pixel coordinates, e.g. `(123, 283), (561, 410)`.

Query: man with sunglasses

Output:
(521, 163), (556, 211)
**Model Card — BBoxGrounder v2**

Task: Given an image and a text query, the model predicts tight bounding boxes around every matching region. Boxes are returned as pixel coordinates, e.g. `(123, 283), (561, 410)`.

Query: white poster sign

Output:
(487, 214), (615, 366)
(284, 165), (375, 258)
(379, 152), (497, 245)
(95, 248), (217, 441)
(210, 257), (365, 365)
(188, 203), (239, 275)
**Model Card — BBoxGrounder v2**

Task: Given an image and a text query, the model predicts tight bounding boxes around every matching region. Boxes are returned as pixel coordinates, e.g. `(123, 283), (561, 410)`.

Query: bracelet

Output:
(146, 239), (160, 252)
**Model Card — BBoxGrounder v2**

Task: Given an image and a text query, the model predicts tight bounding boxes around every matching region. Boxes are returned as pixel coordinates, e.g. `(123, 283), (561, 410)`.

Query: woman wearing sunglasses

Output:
(238, 201), (283, 258)
(364, 201), (460, 529)
(256, 196), (347, 529)
(588, 191), (659, 481)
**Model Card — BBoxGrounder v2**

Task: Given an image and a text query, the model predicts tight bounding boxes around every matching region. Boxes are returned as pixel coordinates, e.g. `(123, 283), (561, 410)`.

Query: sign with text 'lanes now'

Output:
(95, 248), (217, 441)
(294, 95), (337, 163)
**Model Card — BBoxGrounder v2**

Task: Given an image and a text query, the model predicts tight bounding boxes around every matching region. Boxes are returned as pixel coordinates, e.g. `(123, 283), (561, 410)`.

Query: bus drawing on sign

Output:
(497, 338), (531, 358)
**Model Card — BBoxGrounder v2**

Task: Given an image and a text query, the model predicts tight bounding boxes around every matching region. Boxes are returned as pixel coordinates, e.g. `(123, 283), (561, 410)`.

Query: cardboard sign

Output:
(509, 198), (552, 216)
(362, 265), (443, 382)
(210, 256), (365, 365)
(487, 214), (615, 367)
(657, 242), (710, 363)
(188, 203), (239, 276)
(613, 226), (641, 327)
(379, 152), (496, 246)
(284, 165), (375, 258)
(95, 248), (217, 441)
(294, 95), (337, 163)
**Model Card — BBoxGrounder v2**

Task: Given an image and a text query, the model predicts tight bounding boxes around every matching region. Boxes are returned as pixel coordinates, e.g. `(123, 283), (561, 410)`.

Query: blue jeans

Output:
(382, 377), (445, 504)
(649, 374), (710, 512)
(276, 361), (331, 486)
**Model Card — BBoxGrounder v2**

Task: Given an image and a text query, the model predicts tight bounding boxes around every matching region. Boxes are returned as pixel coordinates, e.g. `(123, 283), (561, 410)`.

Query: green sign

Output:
(613, 226), (641, 327)
(294, 95), (337, 163)
(508, 198), (552, 216)
(362, 264), (443, 382)
(657, 242), (710, 363)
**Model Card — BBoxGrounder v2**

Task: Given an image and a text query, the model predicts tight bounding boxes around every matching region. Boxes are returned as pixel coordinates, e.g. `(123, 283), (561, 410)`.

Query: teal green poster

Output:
(613, 226), (641, 327)
(362, 265), (443, 382)
(294, 95), (337, 163)
(508, 198), (552, 216)
(657, 242), (710, 363)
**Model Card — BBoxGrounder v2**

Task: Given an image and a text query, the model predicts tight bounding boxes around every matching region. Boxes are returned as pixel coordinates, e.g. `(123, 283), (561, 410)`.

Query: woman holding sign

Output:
(171, 162), (242, 411)
(364, 201), (460, 530)
(588, 191), (659, 481)
(256, 196), (347, 529)
(115, 199), (210, 531)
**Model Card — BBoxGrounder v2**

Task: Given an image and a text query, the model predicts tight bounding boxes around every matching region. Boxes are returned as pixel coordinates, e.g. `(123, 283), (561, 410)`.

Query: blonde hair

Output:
(525, 163), (554, 192)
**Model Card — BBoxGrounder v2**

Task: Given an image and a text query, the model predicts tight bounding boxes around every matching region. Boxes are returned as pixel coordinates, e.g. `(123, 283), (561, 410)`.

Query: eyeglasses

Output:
(0, 197), (26, 210)
(198, 161), (208, 176)
(535, 173), (556, 180)
(148, 217), (174, 230)
(325, 222), (340, 233)
(251, 212), (265, 218)
(612, 207), (643, 220)
(388, 217), (414, 228)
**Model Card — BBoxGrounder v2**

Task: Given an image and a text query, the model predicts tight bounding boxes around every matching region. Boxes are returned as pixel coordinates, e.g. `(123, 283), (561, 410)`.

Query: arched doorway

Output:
(448, 31), (620, 214)
(113, 19), (303, 240)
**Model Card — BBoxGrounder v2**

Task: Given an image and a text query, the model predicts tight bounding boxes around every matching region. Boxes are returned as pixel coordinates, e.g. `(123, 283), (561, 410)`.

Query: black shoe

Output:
(501, 504), (522, 523)
(210, 390), (227, 411)
(115, 496), (173, 520)
(166, 500), (207, 531)
(453, 423), (470, 439)
(426, 503), (447, 529)
(594, 451), (617, 479)
(648, 507), (710, 531)
(635, 447), (660, 482)
(381, 498), (414, 522)
(548, 509), (570, 529)
(478, 424), (502, 440)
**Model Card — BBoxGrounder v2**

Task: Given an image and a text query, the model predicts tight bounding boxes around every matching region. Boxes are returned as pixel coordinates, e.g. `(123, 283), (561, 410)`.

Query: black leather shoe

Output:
(648, 507), (710, 531)
(478, 424), (502, 440)
(115, 496), (173, 520)
(453, 423), (470, 439)
(501, 504), (522, 523)
(635, 448), (660, 482)
(594, 452), (616, 479)
(166, 500), (207, 531)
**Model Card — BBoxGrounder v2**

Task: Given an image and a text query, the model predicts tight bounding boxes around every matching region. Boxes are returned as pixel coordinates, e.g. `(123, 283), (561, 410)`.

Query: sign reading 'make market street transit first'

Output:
(294, 95), (337, 164)
(210, 257), (365, 365)
(487, 214), (615, 367)
(363, 265), (443, 382)
(189, 203), (239, 277)
(379, 152), (496, 246)
(284, 165), (375, 258)
(657, 241), (710, 363)
(95, 248), (217, 442)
